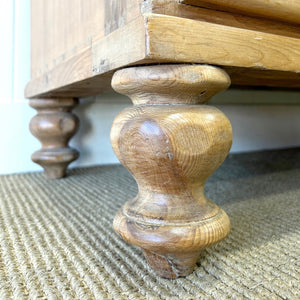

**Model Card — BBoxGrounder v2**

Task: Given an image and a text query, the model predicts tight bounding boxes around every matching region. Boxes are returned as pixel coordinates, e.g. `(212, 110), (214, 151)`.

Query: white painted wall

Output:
(0, 0), (300, 175)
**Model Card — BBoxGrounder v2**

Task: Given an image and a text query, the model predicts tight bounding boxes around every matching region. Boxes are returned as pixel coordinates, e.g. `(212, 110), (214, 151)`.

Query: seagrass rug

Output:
(0, 148), (299, 299)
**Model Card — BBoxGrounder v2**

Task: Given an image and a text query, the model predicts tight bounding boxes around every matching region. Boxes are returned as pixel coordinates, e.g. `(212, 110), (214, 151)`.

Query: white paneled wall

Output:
(0, 0), (14, 104)
(0, 0), (40, 175)
(0, 0), (300, 175)
(0, 0), (30, 104)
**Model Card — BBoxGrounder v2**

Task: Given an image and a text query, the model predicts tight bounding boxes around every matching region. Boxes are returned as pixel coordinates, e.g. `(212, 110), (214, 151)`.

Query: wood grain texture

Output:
(150, 0), (300, 39)
(92, 16), (148, 75)
(25, 16), (151, 99)
(146, 14), (300, 73)
(30, 0), (141, 79)
(26, 12), (300, 99)
(180, 0), (300, 25)
(111, 65), (232, 278)
(30, 0), (300, 81)
(29, 98), (79, 179)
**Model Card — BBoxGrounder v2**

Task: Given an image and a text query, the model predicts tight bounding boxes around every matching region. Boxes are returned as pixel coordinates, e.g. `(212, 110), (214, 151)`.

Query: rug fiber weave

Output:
(0, 148), (299, 299)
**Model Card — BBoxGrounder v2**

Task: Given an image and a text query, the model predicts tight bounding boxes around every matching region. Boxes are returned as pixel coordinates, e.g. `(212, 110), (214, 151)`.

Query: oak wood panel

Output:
(31, 0), (103, 78)
(27, 47), (93, 99)
(151, 0), (300, 39)
(180, 0), (300, 25)
(30, 0), (141, 79)
(146, 14), (300, 72)
(92, 16), (148, 76)
(30, 0), (300, 83)
(26, 14), (300, 99)
(26, 16), (150, 99)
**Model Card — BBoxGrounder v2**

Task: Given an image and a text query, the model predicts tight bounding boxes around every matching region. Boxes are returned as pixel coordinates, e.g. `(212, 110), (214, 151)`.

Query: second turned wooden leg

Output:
(29, 98), (79, 179)
(110, 64), (232, 278)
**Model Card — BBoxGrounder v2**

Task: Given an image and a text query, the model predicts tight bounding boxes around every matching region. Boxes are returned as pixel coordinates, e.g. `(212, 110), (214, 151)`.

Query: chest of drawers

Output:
(26, 0), (300, 278)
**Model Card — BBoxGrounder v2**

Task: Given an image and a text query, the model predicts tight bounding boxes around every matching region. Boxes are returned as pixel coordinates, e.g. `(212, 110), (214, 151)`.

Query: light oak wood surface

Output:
(111, 65), (232, 278)
(181, 0), (300, 25)
(146, 14), (300, 72)
(30, 0), (141, 79)
(26, 11), (300, 99)
(157, 1), (300, 39)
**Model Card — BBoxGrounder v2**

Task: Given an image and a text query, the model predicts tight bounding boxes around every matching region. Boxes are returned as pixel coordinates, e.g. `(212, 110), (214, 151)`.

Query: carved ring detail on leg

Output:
(29, 98), (79, 179)
(110, 65), (232, 278)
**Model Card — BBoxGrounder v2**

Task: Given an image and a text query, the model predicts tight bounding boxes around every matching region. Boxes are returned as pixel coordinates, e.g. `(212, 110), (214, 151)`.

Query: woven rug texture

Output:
(0, 148), (299, 300)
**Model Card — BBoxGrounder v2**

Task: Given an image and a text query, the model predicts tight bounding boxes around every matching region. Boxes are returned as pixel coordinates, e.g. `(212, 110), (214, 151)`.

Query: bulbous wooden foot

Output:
(29, 98), (79, 179)
(110, 65), (232, 278)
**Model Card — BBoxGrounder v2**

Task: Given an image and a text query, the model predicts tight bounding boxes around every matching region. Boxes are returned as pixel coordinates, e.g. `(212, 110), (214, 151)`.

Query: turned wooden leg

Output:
(110, 65), (232, 278)
(29, 98), (79, 179)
